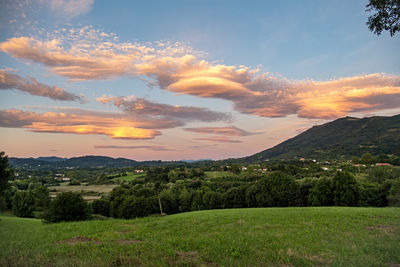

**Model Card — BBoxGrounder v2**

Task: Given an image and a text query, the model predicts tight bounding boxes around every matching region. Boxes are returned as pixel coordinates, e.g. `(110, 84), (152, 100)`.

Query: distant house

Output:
(135, 169), (144, 173)
(299, 158), (305, 162)
(376, 163), (392, 166)
(241, 166), (247, 171)
(322, 167), (329, 171)
(62, 177), (70, 181)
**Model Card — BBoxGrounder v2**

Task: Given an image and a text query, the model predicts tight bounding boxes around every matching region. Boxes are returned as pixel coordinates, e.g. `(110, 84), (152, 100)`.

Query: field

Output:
(1, 207), (400, 266)
(48, 184), (118, 201)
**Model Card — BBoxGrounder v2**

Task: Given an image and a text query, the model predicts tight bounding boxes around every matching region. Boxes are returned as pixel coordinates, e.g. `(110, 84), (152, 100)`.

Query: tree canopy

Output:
(366, 0), (400, 36)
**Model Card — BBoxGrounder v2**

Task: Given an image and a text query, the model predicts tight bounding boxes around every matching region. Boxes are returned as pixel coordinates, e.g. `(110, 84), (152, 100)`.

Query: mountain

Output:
(8, 155), (181, 169)
(244, 114), (400, 162)
(37, 156), (67, 162)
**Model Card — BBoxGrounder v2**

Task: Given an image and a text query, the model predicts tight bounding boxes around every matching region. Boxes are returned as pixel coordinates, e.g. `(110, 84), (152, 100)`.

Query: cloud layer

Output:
(1, 27), (400, 119)
(0, 96), (232, 139)
(184, 126), (256, 136)
(0, 69), (84, 102)
(94, 145), (174, 151)
(97, 95), (232, 123)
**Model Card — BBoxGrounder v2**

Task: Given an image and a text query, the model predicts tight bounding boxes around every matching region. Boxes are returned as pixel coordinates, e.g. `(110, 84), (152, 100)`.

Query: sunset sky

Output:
(0, 0), (399, 160)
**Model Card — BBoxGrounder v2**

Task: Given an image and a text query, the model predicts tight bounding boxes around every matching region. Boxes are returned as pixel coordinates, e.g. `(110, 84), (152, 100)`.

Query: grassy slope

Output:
(1, 207), (400, 266)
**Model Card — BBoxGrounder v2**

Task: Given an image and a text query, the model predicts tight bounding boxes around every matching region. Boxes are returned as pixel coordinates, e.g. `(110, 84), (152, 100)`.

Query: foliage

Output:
(0, 151), (12, 194)
(366, 0), (400, 36)
(332, 171), (360, 206)
(32, 185), (51, 210)
(42, 192), (91, 223)
(12, 190), (35, 218)
(388, 178), (400, 206)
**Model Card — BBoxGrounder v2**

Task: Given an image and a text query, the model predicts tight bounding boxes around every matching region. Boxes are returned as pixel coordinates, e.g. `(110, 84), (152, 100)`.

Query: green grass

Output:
(1, 207), (400, 266)
(48, 184), (118, 194)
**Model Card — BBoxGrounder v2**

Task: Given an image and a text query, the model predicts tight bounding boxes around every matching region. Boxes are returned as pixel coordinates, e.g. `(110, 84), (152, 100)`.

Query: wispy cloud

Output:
(94, 145), (175, 151)
(46, 0), (95, 18)
(1, 27), (400, 119)
(195, 137), (243, 143)
(184, 126), (256, 136)
(0, 69), (85, 102)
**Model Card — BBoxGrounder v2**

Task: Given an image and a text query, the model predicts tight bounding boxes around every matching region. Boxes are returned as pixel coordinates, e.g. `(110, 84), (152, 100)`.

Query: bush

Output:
(12, 190), (35, 218)
(43, 192), (91, 223)
(332, 171), (360, 206)
(92, 198), (111, 217)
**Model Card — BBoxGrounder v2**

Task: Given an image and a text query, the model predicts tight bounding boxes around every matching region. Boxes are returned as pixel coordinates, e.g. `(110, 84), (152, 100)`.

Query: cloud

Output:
(46, 0), (95, 18)
(97, 95), (232, 123)
(0, 69), (85, 102)
(0, 109), (161, 140)
(1, 27), (400, 119)
(195, 137), (243, 143)
(94, 145), (175, 151)
(0, 93), (232, 140)
(184, 126), (256, 136)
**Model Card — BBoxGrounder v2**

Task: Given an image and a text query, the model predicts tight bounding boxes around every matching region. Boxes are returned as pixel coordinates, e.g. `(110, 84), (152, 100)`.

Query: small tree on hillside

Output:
(43, 192), (91, 223)
(12, 190), (35, 218)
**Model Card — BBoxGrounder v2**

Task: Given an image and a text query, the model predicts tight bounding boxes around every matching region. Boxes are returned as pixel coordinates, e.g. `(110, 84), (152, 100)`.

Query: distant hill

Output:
(8, 155), (179, 169)
(37, 156), (67, 162)
(244, 114), (400, 162)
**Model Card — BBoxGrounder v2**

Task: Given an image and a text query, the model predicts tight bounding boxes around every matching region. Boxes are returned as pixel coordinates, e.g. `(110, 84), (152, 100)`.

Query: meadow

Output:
(1, 207), (399, 266)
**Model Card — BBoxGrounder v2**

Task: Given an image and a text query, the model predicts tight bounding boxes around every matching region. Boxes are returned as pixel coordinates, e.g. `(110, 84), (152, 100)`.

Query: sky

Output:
(0, 0), (399, 161)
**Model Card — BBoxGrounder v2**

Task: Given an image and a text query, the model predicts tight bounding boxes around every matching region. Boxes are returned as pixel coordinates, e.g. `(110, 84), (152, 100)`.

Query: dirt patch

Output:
(57, 236), (102, 245)
(115, 239), (142, 245)
(367, 224), (398, 235)
(176, 251), (199, 262)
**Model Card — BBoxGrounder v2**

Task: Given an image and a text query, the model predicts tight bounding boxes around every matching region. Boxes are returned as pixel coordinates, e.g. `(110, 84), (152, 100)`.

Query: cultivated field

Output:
(1, 207), (399, 266)
(48, 184), (118, 201)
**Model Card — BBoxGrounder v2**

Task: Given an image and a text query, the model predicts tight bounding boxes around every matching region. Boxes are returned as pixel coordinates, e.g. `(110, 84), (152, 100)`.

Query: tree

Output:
(32, 185), (51, 210)
(366, 0), (400, 36)
(0, 151), (12, 194)
(12, 190), (35, 218)
(332, 171), (360, 206)
(309, 177), (334, 206)
(43, 192), (91, 223)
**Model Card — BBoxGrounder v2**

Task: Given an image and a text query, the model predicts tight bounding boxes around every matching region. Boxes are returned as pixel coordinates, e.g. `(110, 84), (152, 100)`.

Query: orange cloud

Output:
(2, 28), (400, 119)
(0, 69), (85, 102)
(0, 109), (160, 140)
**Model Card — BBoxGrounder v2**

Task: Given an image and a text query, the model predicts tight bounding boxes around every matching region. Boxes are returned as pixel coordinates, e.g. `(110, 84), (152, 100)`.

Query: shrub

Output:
(43, 192), (91, 223)
(12, 190), (35, 218)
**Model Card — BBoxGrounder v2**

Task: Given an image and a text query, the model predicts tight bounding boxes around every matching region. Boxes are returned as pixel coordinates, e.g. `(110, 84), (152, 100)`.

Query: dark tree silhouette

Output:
(366, 0), (400, 36)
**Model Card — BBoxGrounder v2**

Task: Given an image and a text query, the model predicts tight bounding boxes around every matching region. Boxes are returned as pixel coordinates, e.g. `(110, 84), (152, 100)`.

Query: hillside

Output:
(8, 155), (176, 169)
(245, 114), (400, 162)
(1, 208), (399, 266)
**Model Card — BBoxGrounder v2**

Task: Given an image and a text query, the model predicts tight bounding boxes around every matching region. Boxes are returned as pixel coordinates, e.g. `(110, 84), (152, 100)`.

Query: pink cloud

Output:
(0, 69), (85, 102)
(1, 28), (400, 119)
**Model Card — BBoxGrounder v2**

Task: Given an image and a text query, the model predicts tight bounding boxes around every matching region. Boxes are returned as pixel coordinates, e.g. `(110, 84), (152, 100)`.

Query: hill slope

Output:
(8, 155), (176, 169)
(1, 208), (399, 266)
(245, 114), (400, 161)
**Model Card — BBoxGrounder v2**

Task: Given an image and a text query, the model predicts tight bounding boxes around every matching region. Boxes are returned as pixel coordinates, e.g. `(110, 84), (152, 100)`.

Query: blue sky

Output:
(0, 0), (399, 160)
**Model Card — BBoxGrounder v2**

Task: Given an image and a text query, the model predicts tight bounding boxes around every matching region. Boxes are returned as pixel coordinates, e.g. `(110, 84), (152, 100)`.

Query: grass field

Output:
(48, 184), (118, 201)
(1, 207), (399, 266)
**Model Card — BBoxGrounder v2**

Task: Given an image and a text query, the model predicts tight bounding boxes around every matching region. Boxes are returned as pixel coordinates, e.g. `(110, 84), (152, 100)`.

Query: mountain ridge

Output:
(243, 114), (400, 162)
